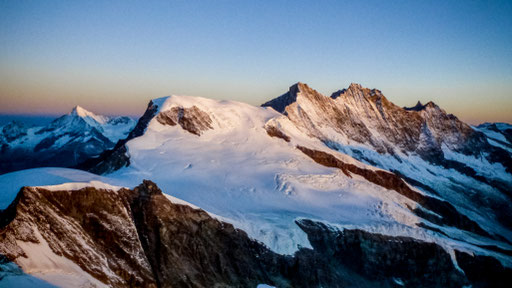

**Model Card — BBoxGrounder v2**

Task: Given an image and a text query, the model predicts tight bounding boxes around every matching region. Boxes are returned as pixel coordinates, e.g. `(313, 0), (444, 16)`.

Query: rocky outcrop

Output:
(120, 180), (281, 287)
(265, 125), (290, 142)
(2, 181), (508, 287)
(78, 102), (214, 174)
(0, 185), (156, 287)
(295, 219), (468, 287)
(455, 250), (512, 288)
(156, 105), (213, 136)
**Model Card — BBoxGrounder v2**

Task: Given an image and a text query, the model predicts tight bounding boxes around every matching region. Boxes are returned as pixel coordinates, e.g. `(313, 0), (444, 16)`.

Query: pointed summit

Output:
(261, 82), (304, 113)
(331, 83), (380, 100)
(404, 101), (424, 111)
(348, 83), (363, 90)
(404, 101), (440, 112)
(71, 105), (93, 117)
(69, 105), (107, 124)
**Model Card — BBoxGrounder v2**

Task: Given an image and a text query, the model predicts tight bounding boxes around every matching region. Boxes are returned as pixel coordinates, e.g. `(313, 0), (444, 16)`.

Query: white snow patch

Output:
(16, 226), (108, 288)
(0, 168), (122, 209)
(36, 181), (124, 192)
(163, 194), (201, 210)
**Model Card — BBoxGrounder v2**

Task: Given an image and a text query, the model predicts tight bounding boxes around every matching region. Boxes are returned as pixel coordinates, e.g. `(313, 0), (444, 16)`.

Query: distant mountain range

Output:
(0, 106), (136, 174)
(0, 83), (511, 287)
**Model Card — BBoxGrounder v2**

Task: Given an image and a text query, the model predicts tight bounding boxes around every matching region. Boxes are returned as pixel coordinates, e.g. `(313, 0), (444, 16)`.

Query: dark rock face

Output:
(404, 101), (426, 111)
(0, 185), (156, 287)
(1, 181), (509, 287)
(156, 105), (213, 136)
(295, 219), (467, 287)
(265, 125), (290, 142)
(455, 250), (512, 288)
(121, 180), (282, 288)
(261, 83), (300, 113)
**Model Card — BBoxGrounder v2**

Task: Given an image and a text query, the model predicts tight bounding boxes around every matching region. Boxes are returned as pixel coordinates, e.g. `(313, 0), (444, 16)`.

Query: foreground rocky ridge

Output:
(1, 181), (510, 287)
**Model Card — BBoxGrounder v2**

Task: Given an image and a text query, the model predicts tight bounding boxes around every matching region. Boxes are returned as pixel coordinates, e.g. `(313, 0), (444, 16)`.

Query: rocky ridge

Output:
(2, 181), (510, 287)
(263, 82), (493, 160)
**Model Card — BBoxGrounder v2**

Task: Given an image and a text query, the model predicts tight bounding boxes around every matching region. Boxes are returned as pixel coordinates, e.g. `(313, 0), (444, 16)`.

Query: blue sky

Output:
(1, 0), (511, 123)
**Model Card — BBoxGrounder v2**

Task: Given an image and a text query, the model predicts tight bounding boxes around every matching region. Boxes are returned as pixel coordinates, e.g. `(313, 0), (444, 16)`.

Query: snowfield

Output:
(0, 168), (117, 210)
(105, 95), (425, 254)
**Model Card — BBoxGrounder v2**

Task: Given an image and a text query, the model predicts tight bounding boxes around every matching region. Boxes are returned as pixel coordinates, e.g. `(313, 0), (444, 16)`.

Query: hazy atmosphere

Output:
(1, 0), (511, 124)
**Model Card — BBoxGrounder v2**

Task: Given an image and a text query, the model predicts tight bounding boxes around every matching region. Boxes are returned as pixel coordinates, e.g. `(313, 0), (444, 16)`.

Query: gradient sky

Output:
(1, 0), (511, 124)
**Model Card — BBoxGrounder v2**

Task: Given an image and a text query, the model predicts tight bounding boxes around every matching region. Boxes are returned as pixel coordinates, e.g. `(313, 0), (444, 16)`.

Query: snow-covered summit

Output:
(70, 105), (108, 124)
(148, 94), (279, 134)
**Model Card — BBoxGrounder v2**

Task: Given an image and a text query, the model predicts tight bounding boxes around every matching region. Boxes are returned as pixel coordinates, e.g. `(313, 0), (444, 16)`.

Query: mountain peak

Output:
(404, 101), (424, 111)
(424, 101), (439, 108)
(404, 101), (439, 111)
(330, 83), (381, 100)
(71, 105), (94, 117)
(348, 83), (363, 90)
(289, 81), (310, 90)
(70, 105), (107, 124)
(261, 82), (305, 113)
(264, 82), (375, 113)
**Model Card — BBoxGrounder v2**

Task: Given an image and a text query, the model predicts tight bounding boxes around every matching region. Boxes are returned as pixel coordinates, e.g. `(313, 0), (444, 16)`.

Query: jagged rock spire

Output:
(261, 82), (303, 113)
